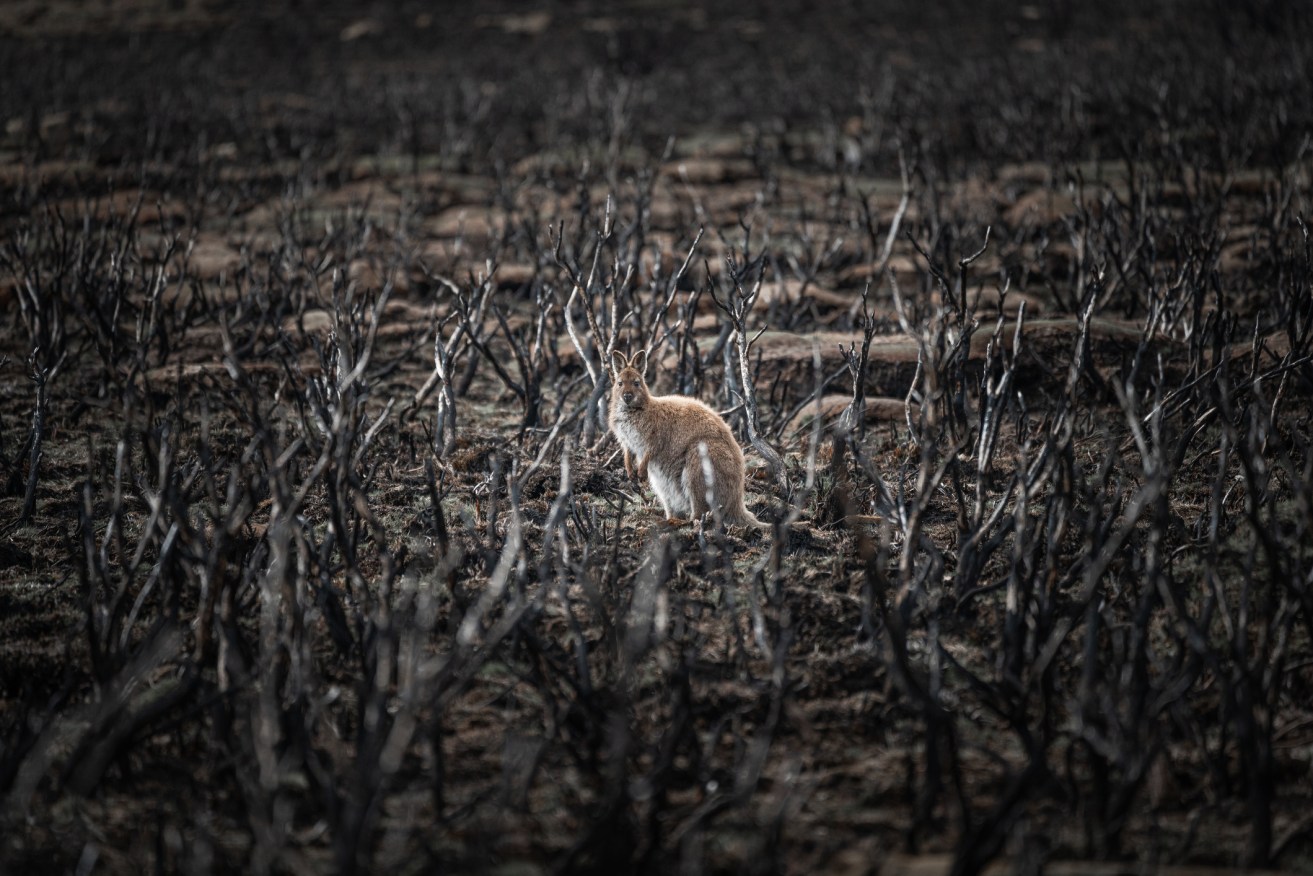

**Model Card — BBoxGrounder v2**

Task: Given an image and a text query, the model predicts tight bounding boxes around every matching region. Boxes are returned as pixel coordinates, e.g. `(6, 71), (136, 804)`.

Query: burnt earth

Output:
(2, 2), (1312, 874)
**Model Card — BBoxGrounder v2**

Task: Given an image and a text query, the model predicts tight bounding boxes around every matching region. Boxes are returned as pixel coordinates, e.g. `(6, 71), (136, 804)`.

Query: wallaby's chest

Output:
(610, 411), (649, 457)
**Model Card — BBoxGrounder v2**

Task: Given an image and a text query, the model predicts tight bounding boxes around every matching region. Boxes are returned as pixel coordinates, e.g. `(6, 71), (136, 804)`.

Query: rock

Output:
(788, 394), (907, 436)
(660, 157), (758, 185)
(1002, 187), (1077, 226)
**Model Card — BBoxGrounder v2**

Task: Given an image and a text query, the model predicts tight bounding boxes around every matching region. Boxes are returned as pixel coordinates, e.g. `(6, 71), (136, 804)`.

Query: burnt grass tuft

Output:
(2, 2), (1313, 874)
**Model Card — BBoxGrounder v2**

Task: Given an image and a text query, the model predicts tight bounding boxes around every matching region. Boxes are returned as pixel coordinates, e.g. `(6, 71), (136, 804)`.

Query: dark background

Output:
(4, 1), (1309, 173)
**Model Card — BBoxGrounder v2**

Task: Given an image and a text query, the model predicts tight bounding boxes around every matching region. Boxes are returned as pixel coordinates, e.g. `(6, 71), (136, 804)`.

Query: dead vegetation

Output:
(2, 2), (1313, 874)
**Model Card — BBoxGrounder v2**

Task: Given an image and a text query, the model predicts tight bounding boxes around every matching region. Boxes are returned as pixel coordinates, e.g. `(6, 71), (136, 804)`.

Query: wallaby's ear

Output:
(631, 349), (648, 376)
(610, 350), (628, 375)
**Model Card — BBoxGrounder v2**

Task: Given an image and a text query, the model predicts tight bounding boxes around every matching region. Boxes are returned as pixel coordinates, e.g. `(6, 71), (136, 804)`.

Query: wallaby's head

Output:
(611, 350), (650, 410)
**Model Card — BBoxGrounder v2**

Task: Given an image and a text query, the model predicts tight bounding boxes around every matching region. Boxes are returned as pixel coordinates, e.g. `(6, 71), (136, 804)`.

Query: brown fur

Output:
(608, 350), (766, 528)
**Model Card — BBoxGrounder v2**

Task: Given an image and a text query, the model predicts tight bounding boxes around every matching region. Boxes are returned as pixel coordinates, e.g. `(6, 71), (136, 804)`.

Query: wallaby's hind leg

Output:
(657, 484), (688, 525)
(650, 478), (674, 520)
(649, 463), (690, 522)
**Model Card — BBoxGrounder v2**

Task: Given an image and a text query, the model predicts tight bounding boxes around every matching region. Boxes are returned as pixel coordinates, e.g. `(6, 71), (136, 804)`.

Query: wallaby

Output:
(609, 349), (767, 528)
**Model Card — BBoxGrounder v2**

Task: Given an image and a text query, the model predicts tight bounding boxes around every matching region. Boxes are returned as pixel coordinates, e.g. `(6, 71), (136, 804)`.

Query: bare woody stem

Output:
(712, 256), (788, 500)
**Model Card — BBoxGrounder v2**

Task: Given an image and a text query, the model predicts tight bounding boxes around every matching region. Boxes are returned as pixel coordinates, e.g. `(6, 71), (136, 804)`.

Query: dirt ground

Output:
(2, 2), (1312, 874)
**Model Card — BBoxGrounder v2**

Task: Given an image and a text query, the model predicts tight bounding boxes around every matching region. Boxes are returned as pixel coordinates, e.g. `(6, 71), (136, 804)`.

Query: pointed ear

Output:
(610, 350), (628, 375)
(631, 349), (648, 376)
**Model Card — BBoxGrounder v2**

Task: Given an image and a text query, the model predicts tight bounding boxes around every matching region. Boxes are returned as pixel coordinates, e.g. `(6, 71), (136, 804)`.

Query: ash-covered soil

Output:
(2, 2), (1312, 874)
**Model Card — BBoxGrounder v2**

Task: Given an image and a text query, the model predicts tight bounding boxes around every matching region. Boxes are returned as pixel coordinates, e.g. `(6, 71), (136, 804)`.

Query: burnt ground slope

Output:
(2, 2), (1313, 874)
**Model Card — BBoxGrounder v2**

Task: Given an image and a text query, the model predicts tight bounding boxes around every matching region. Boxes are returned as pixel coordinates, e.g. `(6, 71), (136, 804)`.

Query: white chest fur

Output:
(610, 411), (647, 459)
